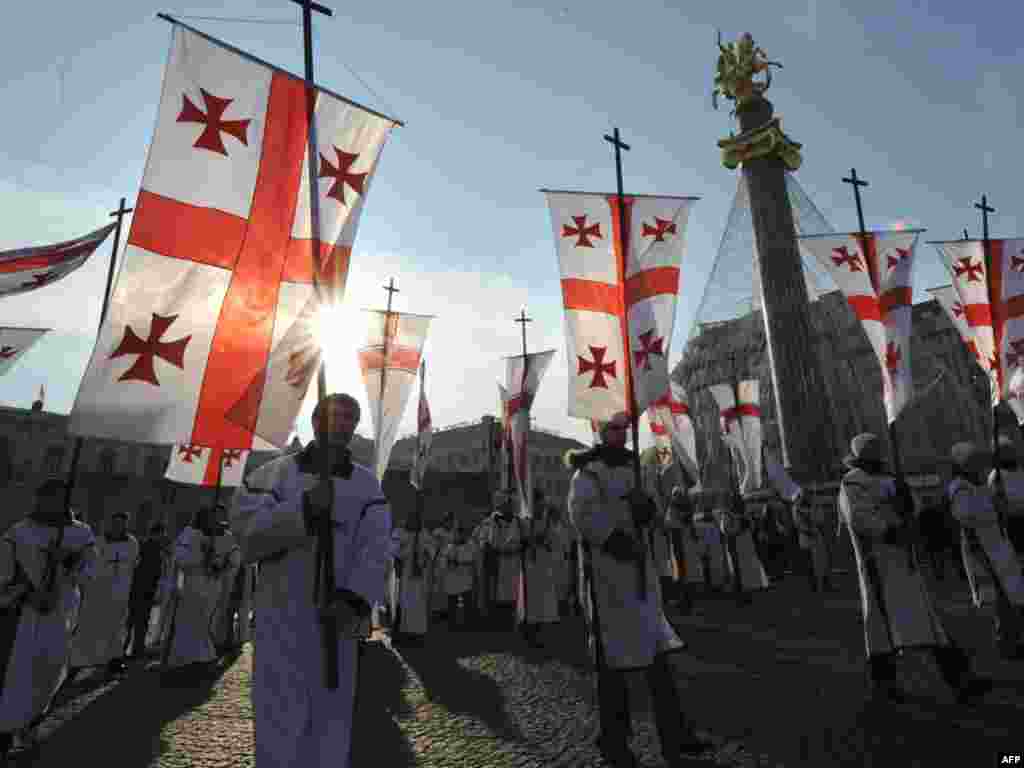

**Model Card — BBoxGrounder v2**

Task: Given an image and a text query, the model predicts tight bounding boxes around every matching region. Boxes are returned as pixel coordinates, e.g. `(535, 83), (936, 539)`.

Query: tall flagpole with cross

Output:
(63, 197), (134, 517)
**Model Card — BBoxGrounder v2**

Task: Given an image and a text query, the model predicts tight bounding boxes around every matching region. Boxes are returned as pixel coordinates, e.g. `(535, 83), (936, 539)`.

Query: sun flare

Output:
(314, 301), (366, 382)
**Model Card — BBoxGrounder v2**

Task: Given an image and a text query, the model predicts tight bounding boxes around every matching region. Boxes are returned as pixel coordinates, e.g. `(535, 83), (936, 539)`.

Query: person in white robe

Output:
(839, 433), (990, 704)
(393, 515), (436, 644)
(230, 393), (392, 768)
(209, 519), (243, 654)
(442, 523), (477, 630)
(489, 494), (522, 631)
(473, 515), (494, 620)
(429, 526), (450, 619)
(988, 436), (1024, 563)
(0, 479), (96, 756)
(69, 507), (139, 677)
(567, 413), (711, 768)
(162, 507), (221, 670)
(951, 441), (1024, 658)
(517, 491), (562, 648)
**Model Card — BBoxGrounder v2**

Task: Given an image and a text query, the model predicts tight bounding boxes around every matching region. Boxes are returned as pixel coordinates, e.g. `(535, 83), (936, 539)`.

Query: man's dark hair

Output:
(312, 393), (361, 423)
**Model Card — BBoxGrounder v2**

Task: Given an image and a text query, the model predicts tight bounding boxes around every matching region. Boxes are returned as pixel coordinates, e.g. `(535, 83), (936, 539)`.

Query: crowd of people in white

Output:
(0, 398), (1022, 768)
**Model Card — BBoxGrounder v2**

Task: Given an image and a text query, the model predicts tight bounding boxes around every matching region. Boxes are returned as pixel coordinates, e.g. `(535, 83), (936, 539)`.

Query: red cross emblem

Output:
(1012, 251), (1024, 273)
(109, 313), (191, 386)
(1007, 339), (1024, 369)
(562, 215), (603, 248)
(577, 346), (616, 389)
(0, 346), (18, 359)
(953, 257), (984, 283)
(318, 147), (368, 207)
(886, 247), (910, 271)
(831, 246), (863, 272)
(285, 344), (321, 390)
(21, 271), (60, 289)
(952, 301), (965, 319)
(177, 444), (204, 463)
(221, 448), (243, 468)
(633, 329), (665, 371)
(656, 445), (672, 464)
(641, 217), (676, 242)
(177, 89), (251, 156)
(884, 342), (901, 372)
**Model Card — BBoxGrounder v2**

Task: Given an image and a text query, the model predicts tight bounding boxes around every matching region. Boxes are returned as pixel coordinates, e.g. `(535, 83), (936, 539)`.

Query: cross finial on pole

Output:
(515, 306), (532, 360)
(974, 194), (995, 242)
(383, 277), (400, 314)
(841, 168), (869, 235)
(963, 228), (970, 241)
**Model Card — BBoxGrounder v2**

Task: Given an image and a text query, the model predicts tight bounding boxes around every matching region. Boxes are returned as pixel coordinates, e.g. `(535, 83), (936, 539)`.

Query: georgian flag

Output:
(645, 379), (700, 487)
(799, 230), (922, 423)
(359, 311), (433, 481)
(708, 379), (762, 495)
(0, 327), (49, 377)
(165, 444), (249, 487)
(544, 190), (696, 421)
(926, 285), (982, 368)
(0, 224), (114, 298)
(931, 239), (1024, 410)
(498, 383), (510, 491)
(409, 360), (432, 490)
(505, 349), (556, 518)
(67, 20), (397, 448)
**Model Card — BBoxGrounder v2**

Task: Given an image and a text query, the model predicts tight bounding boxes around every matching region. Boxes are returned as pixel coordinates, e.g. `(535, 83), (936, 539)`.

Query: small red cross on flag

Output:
(562, 215), (603, 248)
(68, 22), (398, 450)
(0, 224), (115, 299)
(166, 443), (250, 487)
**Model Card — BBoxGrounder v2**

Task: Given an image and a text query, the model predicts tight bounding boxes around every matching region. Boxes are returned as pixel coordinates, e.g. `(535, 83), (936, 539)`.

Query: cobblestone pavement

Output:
(10, 568), (1024, 767)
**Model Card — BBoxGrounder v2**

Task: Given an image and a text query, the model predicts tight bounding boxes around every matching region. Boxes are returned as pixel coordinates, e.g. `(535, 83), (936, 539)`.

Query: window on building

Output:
(99, 448), (117, 476)
(44, 445), (65, 476)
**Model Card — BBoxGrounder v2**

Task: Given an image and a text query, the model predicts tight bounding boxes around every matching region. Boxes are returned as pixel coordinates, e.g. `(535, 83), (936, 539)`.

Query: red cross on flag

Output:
(67, 21), (397, 449)
(708, 379), (762, 495)
(359, 311), (433, 481)
(932, 238), (1024, 409)
(645, 379), (700, 487)
(0, 327), (49, 377)
(164, 444), (249, 487)
(544, 190), (697, 421)
(0, 224), (114, 299)
(505, 349), (556, 517)
(926, 285), (983, 371)
(410, 360), (433, 490)
(799, 230), (922, 423)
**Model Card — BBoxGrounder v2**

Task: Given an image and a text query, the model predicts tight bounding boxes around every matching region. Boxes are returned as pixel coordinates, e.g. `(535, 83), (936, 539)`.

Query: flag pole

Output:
(378, 278), (400, 480)
(63, 197), (134, 516)
(513, 308), (532, 627)
(604, 126), (647, 601)
(292, 0), (340, 692)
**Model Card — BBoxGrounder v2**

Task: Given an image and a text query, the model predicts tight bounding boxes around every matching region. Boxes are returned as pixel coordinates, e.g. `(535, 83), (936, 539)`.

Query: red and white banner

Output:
(800, 230), (922, 423)
(646, 379), (699, 487)
(926, 284), (980, 366)
(498, 383), (511, 491)
(409, 360), (432, 489)
(0, 327), (49, 377)
(545, 190), (696, 421)
(359, 310), (432, 481)
(0, 224), (114, 299)
(708, 379), (762, 495)
(932, 239), (1024, 412)
(165, 444), (249, 487)
(505, 349), (555, 517)
(68, 21), (396, 448)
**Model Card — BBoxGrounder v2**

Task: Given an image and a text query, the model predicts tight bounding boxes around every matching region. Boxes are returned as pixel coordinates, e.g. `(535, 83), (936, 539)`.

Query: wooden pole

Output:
(603, 126), (647, 601)
(292, 0), (339, 691)
(378, 277), (400, 476)
(63, 197), (134, 515)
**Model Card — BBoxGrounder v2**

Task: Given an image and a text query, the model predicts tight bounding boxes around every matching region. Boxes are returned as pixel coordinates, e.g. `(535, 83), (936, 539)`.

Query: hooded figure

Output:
(516, 490), (563, 647)
(392, 508), (436, 642)
(951, 441), (1024, 658)
(988, 436), (1024, 558)
(69, 505), (138, 676)
(568, 412), (710, 768)
(839, 433), (990, 703)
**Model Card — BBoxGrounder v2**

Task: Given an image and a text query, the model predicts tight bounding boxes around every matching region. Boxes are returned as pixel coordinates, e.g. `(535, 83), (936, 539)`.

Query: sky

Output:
(0, 0), (1020, 449)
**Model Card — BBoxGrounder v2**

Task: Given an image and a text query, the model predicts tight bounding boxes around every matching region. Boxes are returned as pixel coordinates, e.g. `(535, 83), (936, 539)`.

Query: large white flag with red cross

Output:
(799, 230), (922, 423)
(646, 379), (700, 487)
(505, 349), (556, 518)
(409, 360), (432, 490)
(544, 190), (697, 421)
(0, 327), (49, 377)
(926, 285), (982, 368)
(165, 444), (249, 487)
(67, 21), (396, 448)
(932, 239), (1024, 410)
(359, 311), (433, 481)
(0, 224), (114, 298)
(708, 379), (762, 495)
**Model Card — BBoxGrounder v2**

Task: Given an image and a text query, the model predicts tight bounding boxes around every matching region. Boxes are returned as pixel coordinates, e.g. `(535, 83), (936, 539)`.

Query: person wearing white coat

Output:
(392, 517), (436, 643)
(567, 412), (711, 768)
(442, 524), (477, 630)
(839, 433), (990, 704)
(0, 479), (97, 757)
(209, 519), (243, 655)
(951, 441), (1024, 658)
(517, 491), (562, 647)
(488, 496), (521, 631)
(988, 436), (1024, 561)
(230, 393), (392, 768)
